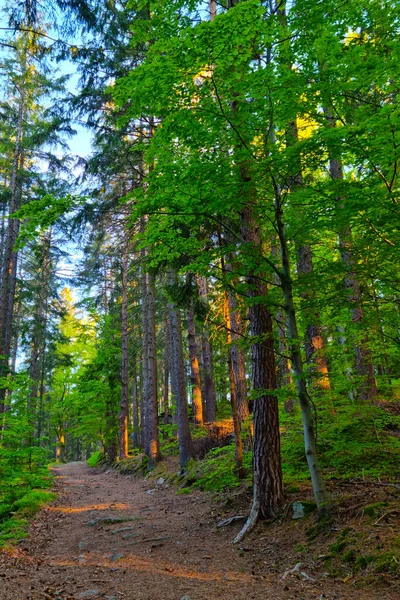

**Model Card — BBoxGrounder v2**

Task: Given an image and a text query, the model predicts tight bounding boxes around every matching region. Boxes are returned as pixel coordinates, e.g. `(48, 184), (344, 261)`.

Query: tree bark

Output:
(145, 271), (161, 467)
(234, 203), (285, 543)
(168, 270), (194, 470)
(119, 240), (129, 460)
(224, 291), (245, 478)
(198, 276), (217, 422)
(187, 297), (204, 426)
(0, 89), (25, 418)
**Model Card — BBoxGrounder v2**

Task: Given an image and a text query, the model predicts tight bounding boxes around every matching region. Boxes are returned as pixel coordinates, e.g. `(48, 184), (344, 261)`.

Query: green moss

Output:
(343, 549), (356, 563)
(329, 540), (347, 554)
(363, 502), (388, 517)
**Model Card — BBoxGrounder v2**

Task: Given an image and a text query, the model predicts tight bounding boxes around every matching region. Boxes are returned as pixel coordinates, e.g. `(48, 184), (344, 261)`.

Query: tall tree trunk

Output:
(145, 272), (161, 467)
(225, 268), (250, 424)
(132, 359), (140, 448)
(324, 108), (377, 401)
(198, 276), (217, 422)
(168, 270), (194, 470)
(224, 291), (245, 478)
(162, 316), (170, 425)
(234, 203), (284, 543)
(187, 295), (204, 426)
(0, 91), (24, 417)
(274, 188), (332, 513)
(119, 240), (129, 460)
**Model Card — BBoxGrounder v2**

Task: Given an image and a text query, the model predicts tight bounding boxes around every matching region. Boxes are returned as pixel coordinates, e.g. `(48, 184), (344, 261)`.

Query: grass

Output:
(0, 488), (56, 548)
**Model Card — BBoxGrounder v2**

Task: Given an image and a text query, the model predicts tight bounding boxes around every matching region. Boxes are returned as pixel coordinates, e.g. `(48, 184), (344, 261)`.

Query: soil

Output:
(0, 461), (398, 600)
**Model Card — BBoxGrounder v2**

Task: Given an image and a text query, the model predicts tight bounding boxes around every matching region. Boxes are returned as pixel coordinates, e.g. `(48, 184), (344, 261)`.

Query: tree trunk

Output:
(275, 189), (332, 513)
(187, 297), (203, 426)
(0, 93), (24, 416)
(224, 291), (245, 478)
(325, 109), (377, 402)
(168, 269), (194, 470)
(145, 272), (161, 467)
(234, 203), (284, 543)
(162, 316), (170, 425)
(226, 274), (250, 424)
(198, 276), (217, 422)
(119, 241), (129, 460)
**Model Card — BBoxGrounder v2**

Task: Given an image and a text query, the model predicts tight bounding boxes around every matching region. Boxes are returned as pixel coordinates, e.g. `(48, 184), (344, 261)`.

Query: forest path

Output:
(1, 461), (396, 600)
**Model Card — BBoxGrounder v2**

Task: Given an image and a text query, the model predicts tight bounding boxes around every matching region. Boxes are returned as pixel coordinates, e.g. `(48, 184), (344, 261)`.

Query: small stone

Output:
(86, 519), (97, 527)
(291, 501), (305, 519)
(180, 596), (191, 600)
(77, 590), (101, 599)
(110, 553), (125, 562)
(73, 555), (87, 564)
(146, 489), (157, 494)
(157, 477), (165, 486)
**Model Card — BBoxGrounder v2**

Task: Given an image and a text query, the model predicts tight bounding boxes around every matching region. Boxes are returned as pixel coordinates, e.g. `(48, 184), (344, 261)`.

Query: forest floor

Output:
(0, 461), (399, 600)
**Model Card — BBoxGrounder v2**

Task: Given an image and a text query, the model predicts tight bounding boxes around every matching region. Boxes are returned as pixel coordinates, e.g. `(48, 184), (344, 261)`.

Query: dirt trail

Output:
(0, 462), (397, 599)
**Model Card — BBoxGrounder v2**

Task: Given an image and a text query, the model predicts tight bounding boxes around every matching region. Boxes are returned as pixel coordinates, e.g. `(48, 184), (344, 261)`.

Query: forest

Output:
(0, 0), (399, 591)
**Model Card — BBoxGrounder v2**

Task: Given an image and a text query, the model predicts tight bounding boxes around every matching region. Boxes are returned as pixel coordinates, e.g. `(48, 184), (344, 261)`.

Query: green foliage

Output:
(280, 398), (400, 483)
(87, 450), (104, 467)
(184, 444), (252, 493)
(11, 490), (56, 517)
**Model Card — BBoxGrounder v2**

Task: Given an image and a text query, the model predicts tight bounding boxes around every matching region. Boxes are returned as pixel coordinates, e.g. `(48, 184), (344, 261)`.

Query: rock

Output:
(146, 488), (157, 494)
(110, 553), (125, 562)
(180, 596), (191, 600)
(292, 500), (317, 519)
(73, 555), (87, 564)
(157, 477), (165, 486)
(77, 590), (101, 599)
(292, 502), (305, 519)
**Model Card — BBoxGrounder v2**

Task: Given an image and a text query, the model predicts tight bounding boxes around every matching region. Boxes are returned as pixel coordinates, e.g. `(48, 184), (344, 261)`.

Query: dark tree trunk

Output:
(187, 297), (203, 426)
(168, 270), (194, 470)
(226, 278), (250, 425)
(224, 291), (245, 478)
(145, 272), (161, 467)
(119, 241), (129, 460)
(198, 276), (217, 422)
(234, 203), (285, 543)
(162, 316), (170, 425)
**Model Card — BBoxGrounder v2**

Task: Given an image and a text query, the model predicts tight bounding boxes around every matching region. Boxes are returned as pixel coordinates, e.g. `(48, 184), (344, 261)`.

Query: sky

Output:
(0, 0), (93, 160)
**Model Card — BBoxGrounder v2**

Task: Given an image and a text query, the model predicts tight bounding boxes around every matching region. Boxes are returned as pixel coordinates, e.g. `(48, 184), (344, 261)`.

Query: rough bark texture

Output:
(145, 272), (161, 467)
(226, 279), (250, 424)
(198, 276), (217, 422)
(162, 316), (170, 426)
(224, 292), (245, 478)
(168, 270), (194, 470)
(119, 242), (129, 460)
(0, 91), (24, 416)
(235, 203), (285, 544)
(187, 300), (203, 425)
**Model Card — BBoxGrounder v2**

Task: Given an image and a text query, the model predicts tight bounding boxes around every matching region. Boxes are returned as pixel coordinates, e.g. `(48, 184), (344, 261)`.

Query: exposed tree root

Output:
(233, 497), (259, 544)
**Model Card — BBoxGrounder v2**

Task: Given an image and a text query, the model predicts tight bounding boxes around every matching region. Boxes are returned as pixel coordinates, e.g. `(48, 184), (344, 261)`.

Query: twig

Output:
(129, 536), (172, 545)
(373, 509), (399, 526)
